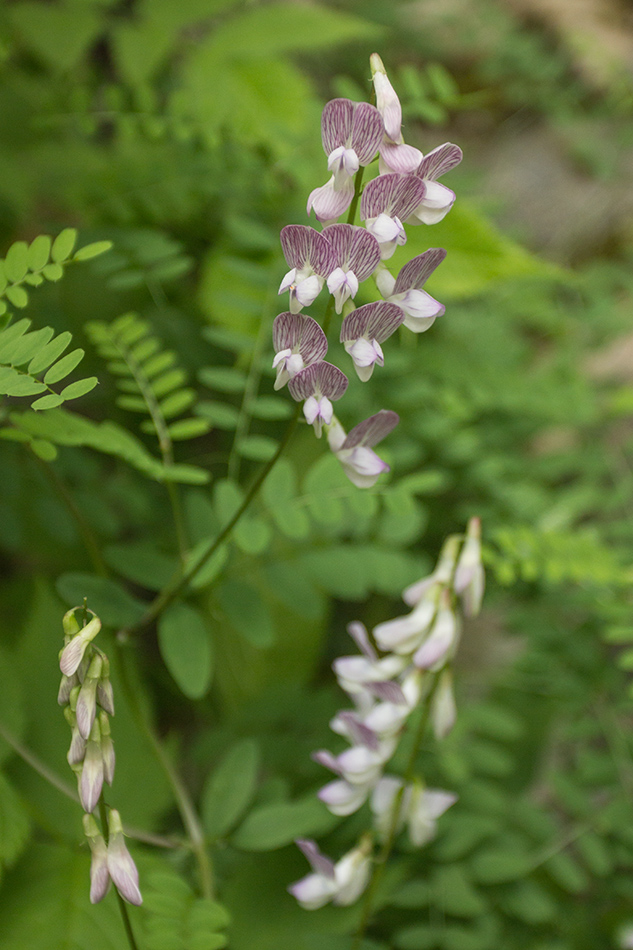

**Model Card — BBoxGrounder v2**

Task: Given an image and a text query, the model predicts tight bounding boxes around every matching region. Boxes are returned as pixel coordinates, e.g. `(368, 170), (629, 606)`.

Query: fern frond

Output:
(86, 312), (209, 452)
(0, 230), (112, 316)
(0, 317), (97, 412)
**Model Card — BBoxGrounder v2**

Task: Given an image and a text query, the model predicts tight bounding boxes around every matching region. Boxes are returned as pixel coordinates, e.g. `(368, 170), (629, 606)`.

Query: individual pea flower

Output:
(339, 301), (404, 381)
(412, 591), (460, 671)
(409, 143), (463, 225)
(59, 611), (101, 677)
(322, 224), (381, 313)
(272, 312), (328, 391)
(431, 669), (457, 739)
(64, 705), (87, 766)
(376, 248), (446, 333)
(83, 813), (111, 904)
(327, 410), (399, 489)
(106, 808), (143, 906)
(96, 654), (115, 717)
(288, 360), (348, 437)
(75, 653), (103, 741)
(332, 620), (407, 701)
(278, 225), (336, 313)
(360, 173), (427, 260)
(453, 516), (485, 617)
(289, 837), (372, 910)
(99, 710), (115, 786)
(79, 718), (105, 813)
(370, 776), (457, 846)
(307, 98), (384, 224)
(401, 535), (461, 608)
(370, 52), (423, 176)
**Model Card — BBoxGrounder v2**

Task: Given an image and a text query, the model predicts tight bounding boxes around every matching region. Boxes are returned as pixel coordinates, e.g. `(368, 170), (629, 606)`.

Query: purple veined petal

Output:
(339, 444), (390, 487)
(340, 301), (404, 347)
(416, 143), (463, 181)
(393, 249), (447, 293)
(368, 680), (407, 704)
(321, 98), (355, 156)
(272, 312), (328, 365)
(318, 779), (371, 816)
(296, 838), (336, 879)
(342, 409), (400, 450)
(280, 225), (336, 276)
(350, 101), (384, 165)
(307, 176), (355, 224)
(379, 141), (423, 175)
(347, 620), (377, 661)
(312, 749), (342, 775)
(322, 224), (381, 281)
(334, 711), (380, 751)
(361, 174), (426, 222)
(288, 361), (348, 402)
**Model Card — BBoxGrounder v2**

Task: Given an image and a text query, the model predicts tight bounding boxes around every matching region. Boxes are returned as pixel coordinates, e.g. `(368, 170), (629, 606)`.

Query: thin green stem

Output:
(31, 452), (107, 575)
(130, 403), (302, 635)
(99, 798), (141, 950)
(115, 645), (214, 899)
(352, 672), (442, 950)
(228, 295), (272, 483)
(346, 166), (365, 226)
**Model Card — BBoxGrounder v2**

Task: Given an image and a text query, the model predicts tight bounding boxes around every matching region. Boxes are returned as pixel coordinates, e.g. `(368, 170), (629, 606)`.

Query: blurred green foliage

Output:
(2, 0), (633, 948)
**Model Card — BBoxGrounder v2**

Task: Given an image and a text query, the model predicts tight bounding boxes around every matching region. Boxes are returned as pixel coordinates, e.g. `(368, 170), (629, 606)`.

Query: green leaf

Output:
(59, 377), (98, 401)
(500, 879), (557, 924)
(167, 418), (211, 440)
(51, 229), (77, 263)
(158, 602), (213, 699)
(195, 400), (240, 430)
(543, 851), (589, 893)
(160, 388), (196, 418)
(232, 795), (336, 851)
(198, 366), (248, 393)
(234, 514), (271, 555)
(0, 771), (30, 871)
(469, 848), (530, 884)
(55, 572), (146, 627)
(73, 240), (113, 261)
(30, 439), (57, 461)
(215, 578), (274, 647)
(103, 542), (176, 592)
(4, 242), (29, 284)
(42, 262), (64, 282)
(43, 348), (85, 384)
(27, 331), (72, 375)
(27, 236), (52, 272)
(202, 739), (260, 839)
(249, 396), (292, 420)
(2, 374), (47, 397)
(4, 327), (54, 367)
(236, 435), (278, 461)
(4, 286), (29, 309)
(9, 4), (102, 72)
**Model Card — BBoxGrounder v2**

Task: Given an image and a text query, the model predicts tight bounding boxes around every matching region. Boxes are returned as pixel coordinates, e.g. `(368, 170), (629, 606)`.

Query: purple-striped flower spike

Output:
(288, 360), (348, 437)
(307, 98), (384, 224)
(272, 312), (328, 390)
(322, 224), (381, 313)
(378, 248), (446, 333)
(327, 409), (399, 488)
(370, 53), (423, 176)
(409, 143), (463, 225)
(279, 225), (337, 313)
(360, 173), (427, 260)
(340, 301), (404, 380)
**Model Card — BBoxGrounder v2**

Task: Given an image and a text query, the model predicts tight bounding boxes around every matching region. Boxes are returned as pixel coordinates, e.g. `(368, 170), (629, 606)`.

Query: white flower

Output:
(289, 838), (371, 909)
(370, 776), (457, 846)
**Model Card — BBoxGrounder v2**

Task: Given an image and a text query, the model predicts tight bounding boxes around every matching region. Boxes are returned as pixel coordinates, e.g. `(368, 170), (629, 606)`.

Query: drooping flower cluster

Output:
(289, 518), (484, 910)
(58, 607), (142, 906)
(273, 53), (462, 488)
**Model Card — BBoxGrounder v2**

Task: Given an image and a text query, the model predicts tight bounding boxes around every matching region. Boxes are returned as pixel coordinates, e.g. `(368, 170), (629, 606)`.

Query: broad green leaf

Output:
(499, 879), (557, 924)
(3, 242), (29, 284)
(202, 739), (260, 839)
(0, 647), (26, 766)
(195, 400), (240, 430)
(27, 331), (72, 375)
(4, 286), (28, 309)
(236, 435), (278, 461)
(51, 229), (77, 263)
(4, 327), (54, 367)
(249, 396), (292, 420)
(262, 458), (297, 508)
(42, 262), (63, 282)
(232, 795), (336, 851)
(0, 771), (30, 870)
(43, 348), (84, 384)
(234, 515), (271, 555)
(198, 366), (248, 393)
(2, 375), (47, 397)
(103, 542), (176, 591)
(27, 236), (51, 272)
(59, 377), (98, 401)
(9, 5), (102, 72)
(30, 439), (57, 461)
(73, 240), (113, 261)
(160, 388), (196, 418)
(215, 578), (274, 647)
(158, 602), (213, 699)
(167, 418), (211, 440)
(470, 848), (530, 884)
(55, 572), (146, 627)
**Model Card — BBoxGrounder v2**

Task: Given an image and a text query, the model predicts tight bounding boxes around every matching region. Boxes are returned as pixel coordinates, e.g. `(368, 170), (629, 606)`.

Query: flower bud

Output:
(59, 615), (101, 677)
(83, 814), (111, 904)
(107, 809), (142, 906)
(76, 655), (102, 740)
(79, 720), (104, 813)
(99, 711), (115, 786)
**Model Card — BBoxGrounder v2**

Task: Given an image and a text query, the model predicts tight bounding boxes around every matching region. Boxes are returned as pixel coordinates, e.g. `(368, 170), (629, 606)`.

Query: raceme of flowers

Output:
(58, 608), (142, 907)
(289, 518), (484, 910)
(273, 53), (462, 489)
